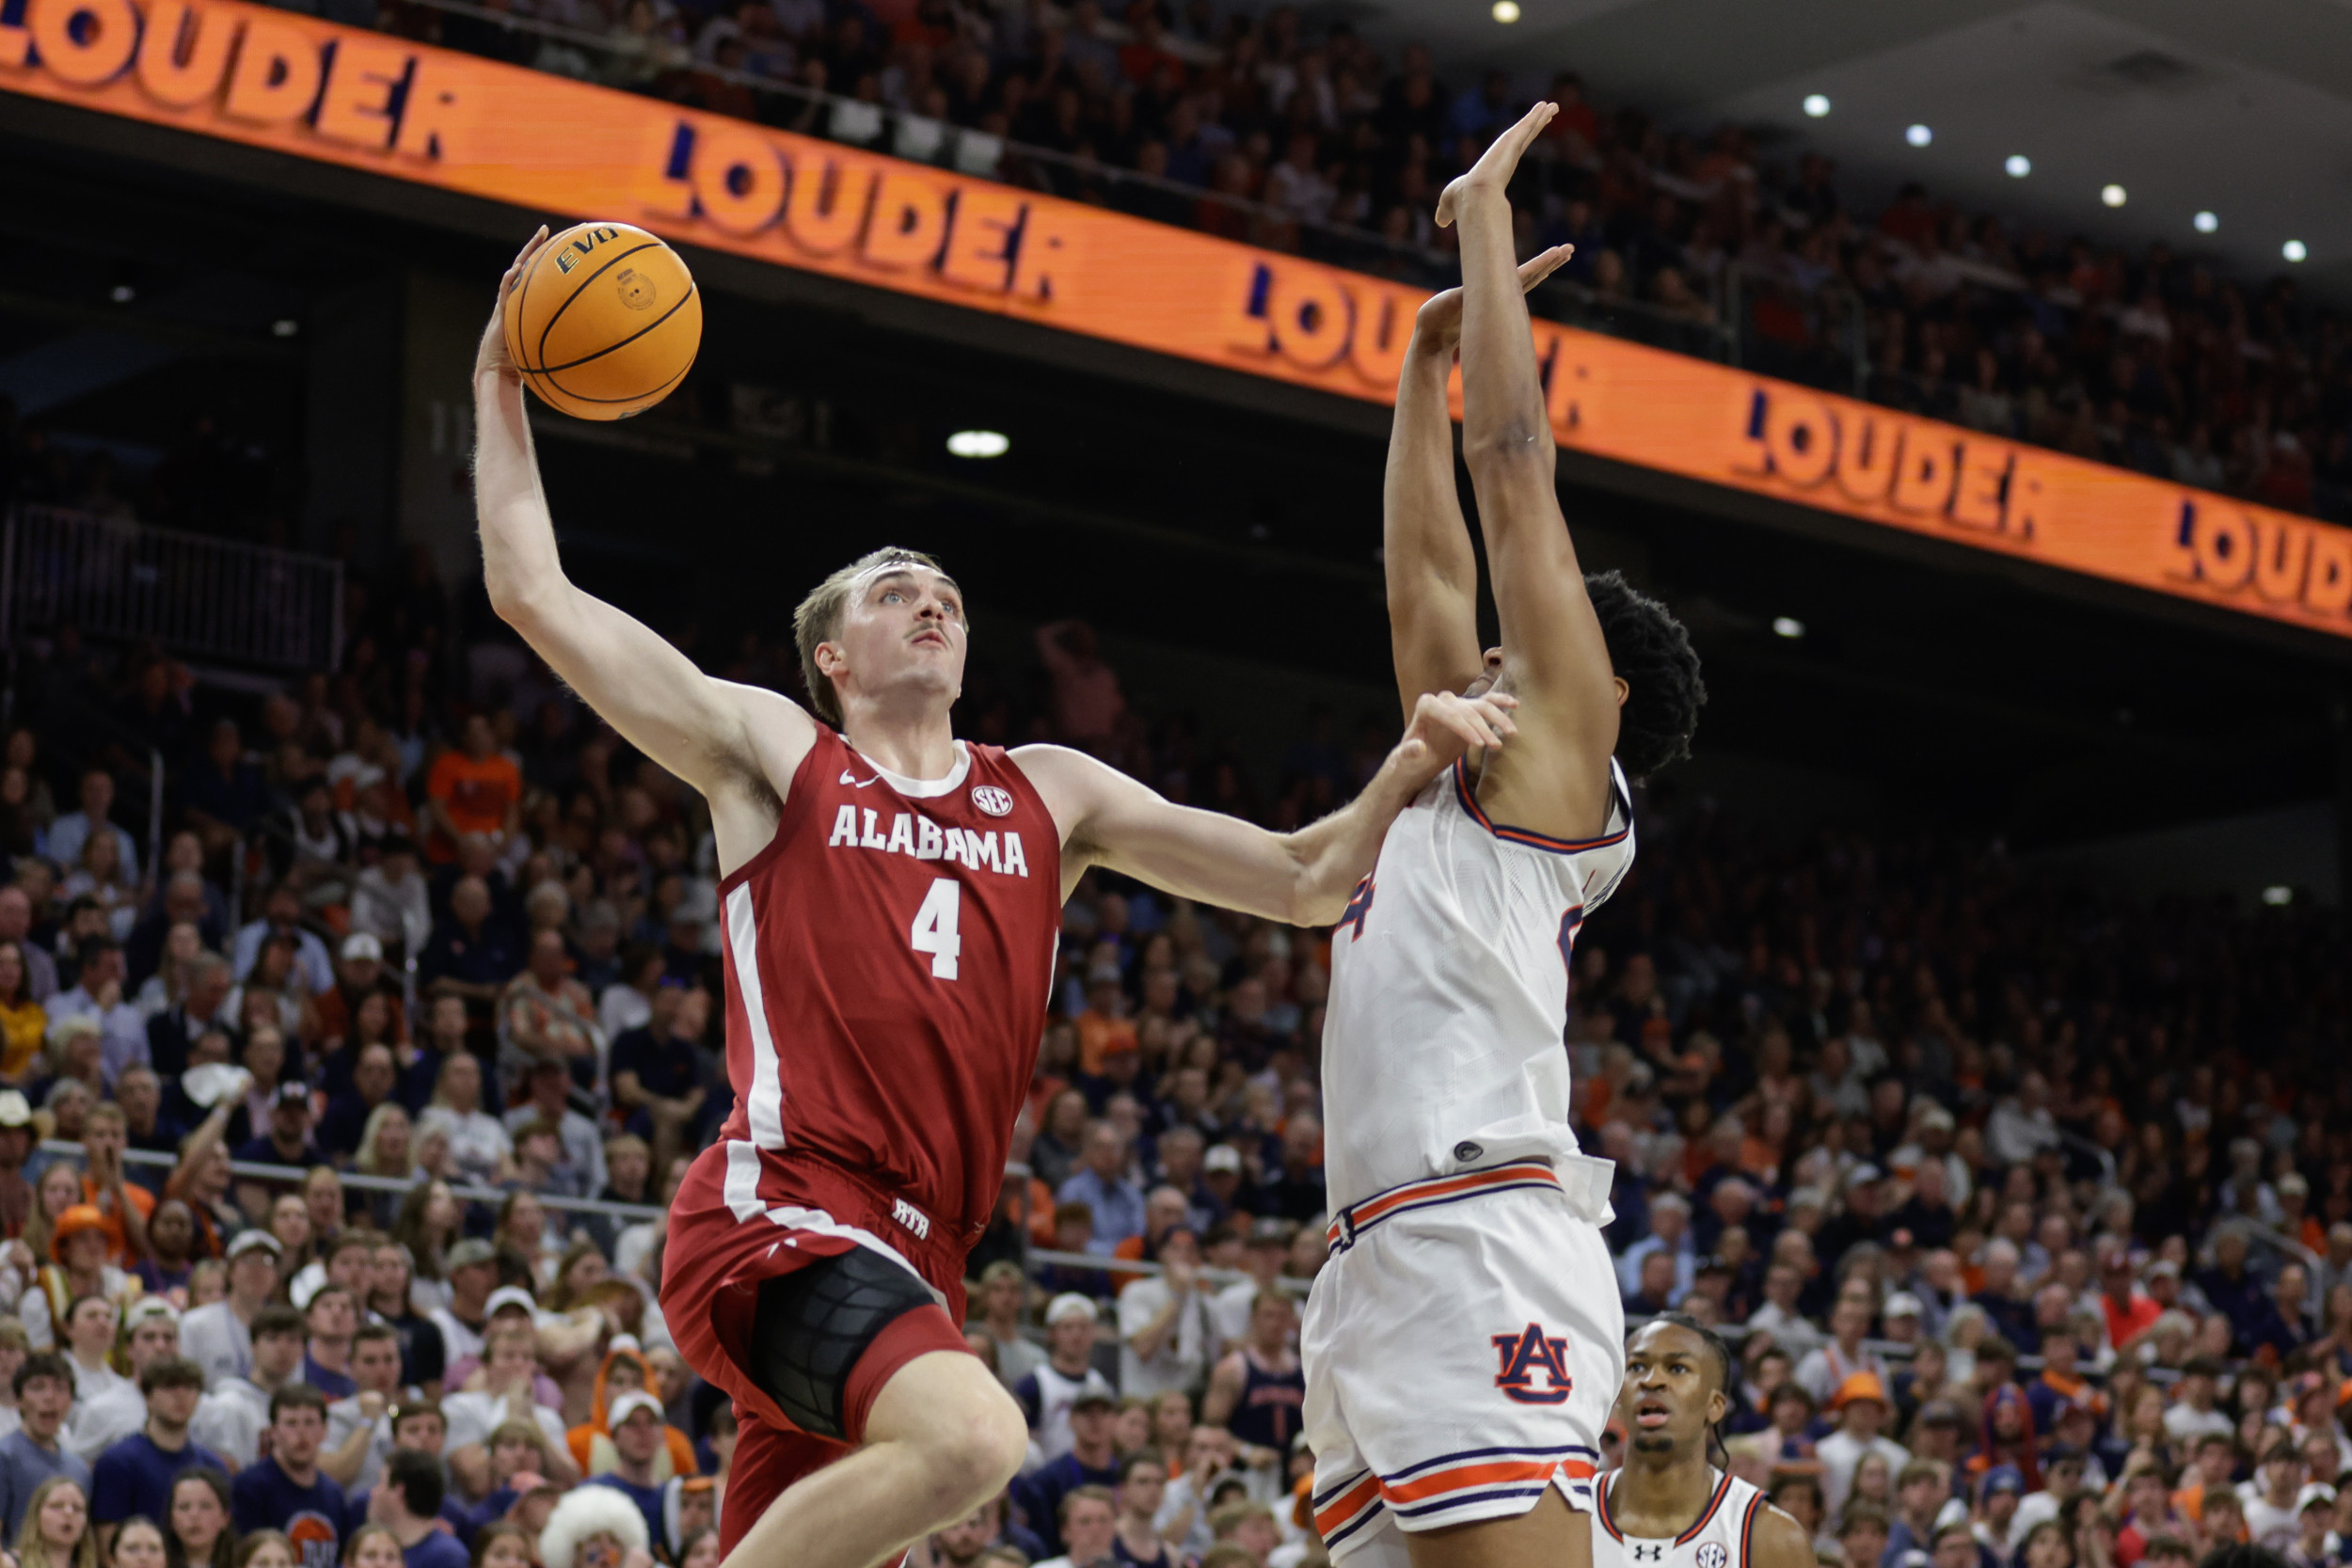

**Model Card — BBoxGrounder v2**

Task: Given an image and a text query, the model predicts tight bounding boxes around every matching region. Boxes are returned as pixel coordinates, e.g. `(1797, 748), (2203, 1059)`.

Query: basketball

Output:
(502, 221), (702, 420)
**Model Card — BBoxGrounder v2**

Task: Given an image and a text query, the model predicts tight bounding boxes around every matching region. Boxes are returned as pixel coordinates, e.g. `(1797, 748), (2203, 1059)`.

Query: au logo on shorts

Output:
(1491, 1322), (1574, 1404)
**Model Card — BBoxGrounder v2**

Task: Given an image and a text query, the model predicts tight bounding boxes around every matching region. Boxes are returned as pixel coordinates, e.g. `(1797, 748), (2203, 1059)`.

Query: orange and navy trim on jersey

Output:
(1382, 1445), (1598, 1521)
(1312, 1471), (1383, 1548)
(1327, 1160), (1563, 1253)
(1738, 1489), (1766, 1564)
(1597, 1468), (1735, 1544)
(1451, 758), (1632, 856)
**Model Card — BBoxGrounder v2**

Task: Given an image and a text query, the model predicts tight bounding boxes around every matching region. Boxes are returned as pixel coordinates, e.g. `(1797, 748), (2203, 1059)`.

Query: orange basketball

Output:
(503, 222), (701, 420)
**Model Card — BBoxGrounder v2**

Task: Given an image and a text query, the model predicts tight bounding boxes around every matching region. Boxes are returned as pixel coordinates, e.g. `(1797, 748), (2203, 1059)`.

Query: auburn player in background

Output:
(1594, 1318), (1811, 1568)
(471, 227), (1520, 1568)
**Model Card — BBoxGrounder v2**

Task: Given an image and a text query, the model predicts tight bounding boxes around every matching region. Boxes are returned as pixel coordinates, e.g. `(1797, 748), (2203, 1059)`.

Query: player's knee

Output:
(914, 1391), (1028, 1512)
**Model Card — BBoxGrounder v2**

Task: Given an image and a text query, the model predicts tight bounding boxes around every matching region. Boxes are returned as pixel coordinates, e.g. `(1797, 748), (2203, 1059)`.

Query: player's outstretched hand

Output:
(1413, 245), (1574, 352)
(475, 225), (552, 381)
(1396, 689), (1518, 784)
(1435, 101), (1556, 228)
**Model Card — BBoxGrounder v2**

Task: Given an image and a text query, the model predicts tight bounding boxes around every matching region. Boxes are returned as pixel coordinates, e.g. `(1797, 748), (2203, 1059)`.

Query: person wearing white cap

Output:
(1010, 1295), (1114, 1467)
(68, 1297), (181, 1463)
(182, 1229), (283, 1388)
(0, 1089), (35, 1239)
(583, 1390), (672, 1548)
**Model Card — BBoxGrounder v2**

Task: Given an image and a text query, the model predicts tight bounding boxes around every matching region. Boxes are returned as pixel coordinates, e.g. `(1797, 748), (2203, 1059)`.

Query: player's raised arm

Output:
(472, 229), (814, 846)
(1384, 248), (1574, 721)
(1018, 689), (1518, 926)
(1438, 104), (1622, 841)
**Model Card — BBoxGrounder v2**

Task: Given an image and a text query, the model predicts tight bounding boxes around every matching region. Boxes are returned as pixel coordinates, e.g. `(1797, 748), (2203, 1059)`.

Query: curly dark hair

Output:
(1586, 570), (1704, 781)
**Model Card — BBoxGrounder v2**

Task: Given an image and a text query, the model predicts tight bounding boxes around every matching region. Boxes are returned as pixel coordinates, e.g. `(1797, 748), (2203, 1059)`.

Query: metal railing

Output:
(54, 1140), (668, 1224)
(1, 505), (344, 672)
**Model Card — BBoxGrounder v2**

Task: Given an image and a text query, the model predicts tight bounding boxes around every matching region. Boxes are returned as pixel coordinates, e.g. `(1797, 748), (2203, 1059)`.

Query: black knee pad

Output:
(748, 1245), (938, 1441)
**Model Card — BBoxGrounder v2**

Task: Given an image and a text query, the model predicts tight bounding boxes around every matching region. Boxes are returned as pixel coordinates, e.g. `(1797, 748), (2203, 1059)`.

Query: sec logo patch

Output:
(1698, 1544), (1728, 1568)
(971, 785), (1014, 816)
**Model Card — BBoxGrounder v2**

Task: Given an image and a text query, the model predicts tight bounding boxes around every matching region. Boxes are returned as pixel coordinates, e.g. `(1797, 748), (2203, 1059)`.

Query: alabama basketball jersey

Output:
(1322, 756), (1634, 1209)
(711, 729), (1061, 1247)
(1594, 1468), (1769, 1568)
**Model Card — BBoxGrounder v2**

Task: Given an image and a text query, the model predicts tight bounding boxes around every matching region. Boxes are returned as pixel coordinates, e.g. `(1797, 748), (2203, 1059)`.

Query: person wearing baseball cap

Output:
(0, 1087), (33, 1238)
(1819, 1371), (1906, 1519)
(428, 1240), (501, 1366)
(1009, 1296), (1114, 1474)
(1013, 1381), (1121, 1561)
(1974, 1465), (2026, 1564)
(17, 1204), (119, 1354)
(581, 1389), (674, 1548)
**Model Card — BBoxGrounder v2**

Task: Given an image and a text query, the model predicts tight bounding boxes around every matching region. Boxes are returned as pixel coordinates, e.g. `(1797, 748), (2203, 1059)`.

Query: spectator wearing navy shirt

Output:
(90, 1355), (219, 1561)
(232, 1084), (326, 1171)
(583, 1392), (671, 1548)
(230, 1386), (345, 1568)
(315, 1045), (400, 1162)
(361, 1449), (469, 1568)
(301, 1286), (361, 1402)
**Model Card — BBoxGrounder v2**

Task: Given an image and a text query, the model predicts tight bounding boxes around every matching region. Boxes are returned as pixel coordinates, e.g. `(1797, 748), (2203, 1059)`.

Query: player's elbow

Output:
(1460, 420), (1555, 480)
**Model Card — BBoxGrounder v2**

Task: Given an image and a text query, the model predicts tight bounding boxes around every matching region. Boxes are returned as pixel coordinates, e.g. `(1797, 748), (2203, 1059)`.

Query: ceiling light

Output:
(1905, 124), (1931, 148)
(272, 319), (299, 338)
(1772, 616), (1805, 640)
(110, 285), (135, 303)
(2193, 211), (2218, 234)
(1803, 94), (1830, 119)
(2283, 239), (2309, 262)
(1490, 1), (1520, 21)
(2262, 885), (2292, 906)
(2004, 155), (2030, 178)
(2101, 184), (2127, 207)
(946, 429), (1009, 458)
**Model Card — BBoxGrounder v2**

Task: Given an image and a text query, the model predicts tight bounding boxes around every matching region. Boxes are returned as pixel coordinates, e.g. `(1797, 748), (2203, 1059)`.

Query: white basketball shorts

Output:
(1302, 1156), (1626, 1565)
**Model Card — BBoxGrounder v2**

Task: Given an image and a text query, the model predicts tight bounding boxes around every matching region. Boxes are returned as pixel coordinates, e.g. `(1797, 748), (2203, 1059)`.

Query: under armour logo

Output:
(1631, 1545), (1664, 1562)
(1491, 1323), (1574, 1404)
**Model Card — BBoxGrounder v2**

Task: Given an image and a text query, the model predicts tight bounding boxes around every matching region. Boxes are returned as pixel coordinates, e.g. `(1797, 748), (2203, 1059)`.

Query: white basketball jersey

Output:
(1595, 1468), (1770, 1568)
(1322, 756), (1634, 1211)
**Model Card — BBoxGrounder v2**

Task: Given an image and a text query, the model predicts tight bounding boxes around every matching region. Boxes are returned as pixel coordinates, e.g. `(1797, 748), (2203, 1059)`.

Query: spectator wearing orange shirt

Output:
(1073, 964), (1136, 1078)
(421, 716), (522, 864)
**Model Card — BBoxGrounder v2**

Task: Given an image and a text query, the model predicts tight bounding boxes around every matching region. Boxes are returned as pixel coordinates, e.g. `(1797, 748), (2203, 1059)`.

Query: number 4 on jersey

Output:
(911, 878), (962, 979)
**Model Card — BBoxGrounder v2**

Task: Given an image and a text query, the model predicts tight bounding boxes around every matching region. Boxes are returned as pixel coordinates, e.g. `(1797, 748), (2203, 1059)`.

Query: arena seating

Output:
(0, 531), (2344, 1568)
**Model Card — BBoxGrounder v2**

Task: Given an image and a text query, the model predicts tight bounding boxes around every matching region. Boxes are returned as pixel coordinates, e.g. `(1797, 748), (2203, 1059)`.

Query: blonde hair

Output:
(791, 547), (949, 724)
(13, 1476), (95, 1568)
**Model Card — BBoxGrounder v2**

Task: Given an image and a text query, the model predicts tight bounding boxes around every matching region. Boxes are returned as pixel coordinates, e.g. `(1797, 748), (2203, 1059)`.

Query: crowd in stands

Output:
(275, 0), (2352, 525)
(0, 551), (2345, 1568)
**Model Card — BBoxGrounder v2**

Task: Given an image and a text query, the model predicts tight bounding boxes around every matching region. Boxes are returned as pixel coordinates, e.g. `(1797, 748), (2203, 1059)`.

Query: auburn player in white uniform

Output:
(1595, 1318), (1811, 1568)
(1303, 105), (1706, 1568)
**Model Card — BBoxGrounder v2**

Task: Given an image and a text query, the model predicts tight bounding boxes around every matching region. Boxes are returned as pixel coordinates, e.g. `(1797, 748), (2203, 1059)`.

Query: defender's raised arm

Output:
(1383, 247), (1574, 721)
(1438, 105), (1624, 842)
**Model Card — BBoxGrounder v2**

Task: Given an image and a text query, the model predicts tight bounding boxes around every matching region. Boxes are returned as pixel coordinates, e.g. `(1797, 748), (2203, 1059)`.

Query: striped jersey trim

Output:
(1451, 757), (1633, 855)
(1598, 1467), (1735, 1546)
(1327, 1160), (1562, 1251)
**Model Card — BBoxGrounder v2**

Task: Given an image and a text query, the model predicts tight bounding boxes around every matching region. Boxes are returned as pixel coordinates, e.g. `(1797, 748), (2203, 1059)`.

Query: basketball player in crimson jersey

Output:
(471, 228), (1521, 1568)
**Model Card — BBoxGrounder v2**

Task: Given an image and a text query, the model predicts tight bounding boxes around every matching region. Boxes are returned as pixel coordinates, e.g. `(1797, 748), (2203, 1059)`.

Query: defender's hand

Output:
(1436, 102), (1556, 228)
(1414, 246), (1573, 352)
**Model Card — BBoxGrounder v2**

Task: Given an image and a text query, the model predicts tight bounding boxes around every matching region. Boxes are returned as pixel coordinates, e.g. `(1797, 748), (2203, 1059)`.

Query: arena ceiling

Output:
(1374, 0), (2352, 294)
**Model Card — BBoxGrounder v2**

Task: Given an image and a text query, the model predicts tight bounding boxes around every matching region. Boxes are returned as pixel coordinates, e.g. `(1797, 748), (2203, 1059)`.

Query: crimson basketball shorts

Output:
(662, 1141), (976, 1553)
(1302, 1156), (1625, 1566)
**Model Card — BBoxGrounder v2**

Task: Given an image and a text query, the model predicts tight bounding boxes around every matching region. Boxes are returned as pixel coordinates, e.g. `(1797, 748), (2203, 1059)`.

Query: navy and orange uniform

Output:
(660, 728), (1060, 1551)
